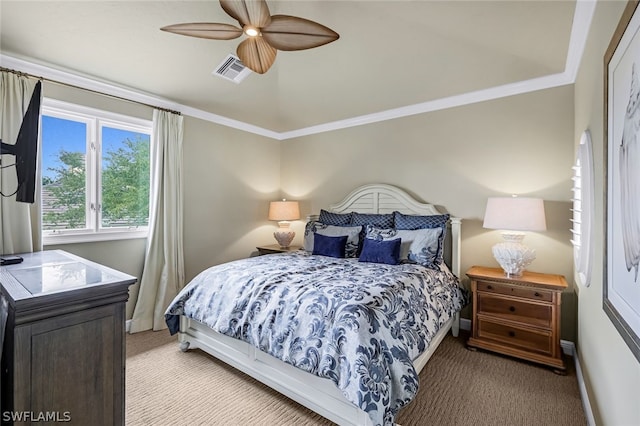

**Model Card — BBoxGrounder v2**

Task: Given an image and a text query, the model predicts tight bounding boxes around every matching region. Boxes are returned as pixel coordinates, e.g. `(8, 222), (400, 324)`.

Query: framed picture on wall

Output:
(604, 0), (640, 363)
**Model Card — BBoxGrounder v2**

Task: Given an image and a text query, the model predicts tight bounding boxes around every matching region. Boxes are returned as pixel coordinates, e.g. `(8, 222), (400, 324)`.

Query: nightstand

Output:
(466, 266), (567, 372)
(256, 244), (302, 255)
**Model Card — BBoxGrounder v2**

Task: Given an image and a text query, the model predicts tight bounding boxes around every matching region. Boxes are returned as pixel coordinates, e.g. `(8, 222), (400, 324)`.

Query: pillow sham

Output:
(393, 211), (449, 230)
(364, 225), (443, 268)
(304, 221), (362, 258)
(313, 233), (348, 258)
(350, 212), (394, 228)
(358, 237), (401, 265)
(318, 209), (353, 226)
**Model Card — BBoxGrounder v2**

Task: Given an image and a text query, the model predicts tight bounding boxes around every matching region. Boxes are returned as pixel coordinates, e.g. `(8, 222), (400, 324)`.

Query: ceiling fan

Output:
(161, 0), (340, 74)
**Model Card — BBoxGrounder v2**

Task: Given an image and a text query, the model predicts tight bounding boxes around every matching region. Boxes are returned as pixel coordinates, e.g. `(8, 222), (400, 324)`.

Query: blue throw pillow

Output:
(358, 237), (401, 265)
(318, 209), (353, 226)
(313, 233), (348, 258)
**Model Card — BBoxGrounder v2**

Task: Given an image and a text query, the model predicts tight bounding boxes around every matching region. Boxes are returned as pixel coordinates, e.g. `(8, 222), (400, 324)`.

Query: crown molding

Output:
(280, 72), (573, 140)
(0, 54), (280, 140)
(0, 0), (595, 141)
(564, 0), (597, 83)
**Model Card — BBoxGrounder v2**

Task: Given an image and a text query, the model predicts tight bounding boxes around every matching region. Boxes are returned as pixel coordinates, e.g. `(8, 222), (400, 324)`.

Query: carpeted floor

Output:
(125, 330), (587, 426)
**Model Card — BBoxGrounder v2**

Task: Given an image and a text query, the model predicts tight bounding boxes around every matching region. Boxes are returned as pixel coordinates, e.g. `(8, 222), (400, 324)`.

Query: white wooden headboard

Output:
(308, 184), (461, 277)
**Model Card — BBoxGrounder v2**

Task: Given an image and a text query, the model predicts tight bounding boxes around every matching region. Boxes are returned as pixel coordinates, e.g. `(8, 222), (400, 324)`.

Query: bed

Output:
(165, 184), (467, 426)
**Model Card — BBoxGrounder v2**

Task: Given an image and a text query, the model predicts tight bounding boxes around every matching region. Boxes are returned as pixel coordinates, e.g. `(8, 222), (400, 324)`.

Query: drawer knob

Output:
(534, 292), (541, 297)
(509, 306), (516, 312)
(508, 331), (516, 337)
(487, 285), (493, 290)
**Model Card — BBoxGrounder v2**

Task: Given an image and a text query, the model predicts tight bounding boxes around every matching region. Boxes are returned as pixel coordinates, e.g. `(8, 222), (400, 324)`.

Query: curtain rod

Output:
(0, 66), (181, 116)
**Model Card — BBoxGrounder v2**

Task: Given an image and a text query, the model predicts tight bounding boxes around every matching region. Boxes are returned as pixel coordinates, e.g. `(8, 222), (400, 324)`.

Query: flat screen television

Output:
(0, 81), (41, 204)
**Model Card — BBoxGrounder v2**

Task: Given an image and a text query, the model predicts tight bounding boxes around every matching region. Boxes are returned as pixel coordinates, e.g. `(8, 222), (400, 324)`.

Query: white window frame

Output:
(41, 98), (152, 245)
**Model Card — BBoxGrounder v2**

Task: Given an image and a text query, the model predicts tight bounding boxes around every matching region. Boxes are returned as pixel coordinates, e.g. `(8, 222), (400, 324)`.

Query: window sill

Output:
(43, 229), (148, 245)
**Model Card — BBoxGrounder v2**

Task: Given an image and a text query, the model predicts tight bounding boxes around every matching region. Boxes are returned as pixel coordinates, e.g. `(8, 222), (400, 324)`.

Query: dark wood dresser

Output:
(0, 250), (136, 425)
(466, 265), (567, 373)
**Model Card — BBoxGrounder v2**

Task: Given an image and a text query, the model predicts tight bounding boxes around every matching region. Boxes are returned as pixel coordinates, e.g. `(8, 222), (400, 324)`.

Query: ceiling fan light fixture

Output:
(244, 26), (259, 37)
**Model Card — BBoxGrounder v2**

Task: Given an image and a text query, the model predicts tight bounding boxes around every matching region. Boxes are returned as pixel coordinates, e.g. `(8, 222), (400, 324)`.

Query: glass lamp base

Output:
(492, 241), (536, 277)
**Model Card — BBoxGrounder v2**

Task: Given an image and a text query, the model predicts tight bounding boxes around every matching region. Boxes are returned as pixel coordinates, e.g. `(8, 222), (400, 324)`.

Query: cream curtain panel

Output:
(0, 71), (42, 255)
(130, 109), (184, 332)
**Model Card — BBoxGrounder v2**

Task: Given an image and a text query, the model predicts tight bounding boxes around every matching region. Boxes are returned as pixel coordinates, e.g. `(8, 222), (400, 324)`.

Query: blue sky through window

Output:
(41, 115), (149, 180)
(41, 115), (85, 179)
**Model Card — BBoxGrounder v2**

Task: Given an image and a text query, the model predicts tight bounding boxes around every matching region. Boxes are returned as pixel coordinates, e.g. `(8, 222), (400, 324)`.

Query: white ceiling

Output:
(1, 1), (588, 138)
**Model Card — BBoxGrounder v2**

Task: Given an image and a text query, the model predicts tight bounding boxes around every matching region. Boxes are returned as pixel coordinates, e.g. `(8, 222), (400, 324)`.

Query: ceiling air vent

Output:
(213, 54), (251, 83)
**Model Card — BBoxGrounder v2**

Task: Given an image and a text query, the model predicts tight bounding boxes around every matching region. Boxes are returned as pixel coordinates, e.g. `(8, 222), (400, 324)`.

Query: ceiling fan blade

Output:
(237, 37), (277, 74)
(220, 0), (271, 28)
(261, 15), (339, 51)
(160, 22), (242, 40)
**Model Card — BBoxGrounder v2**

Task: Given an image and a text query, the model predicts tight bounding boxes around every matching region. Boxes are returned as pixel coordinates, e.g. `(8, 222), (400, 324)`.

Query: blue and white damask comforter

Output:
(165, 251), (468, 426)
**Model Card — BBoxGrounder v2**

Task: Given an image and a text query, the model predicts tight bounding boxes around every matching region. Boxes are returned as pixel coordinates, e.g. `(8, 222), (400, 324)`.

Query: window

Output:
(41, 99), (152, 244)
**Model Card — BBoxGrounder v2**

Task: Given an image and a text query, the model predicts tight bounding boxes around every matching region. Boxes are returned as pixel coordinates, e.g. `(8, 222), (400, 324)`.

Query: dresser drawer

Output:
(477, 280), (553, 302)
(477, 293), (552, 328)
(476, 318), (553, 355)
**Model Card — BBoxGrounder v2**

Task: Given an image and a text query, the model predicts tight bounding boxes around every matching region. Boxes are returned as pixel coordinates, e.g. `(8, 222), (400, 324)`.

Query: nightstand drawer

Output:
(477, 318), (553, 355)
(477, 293), (552, 328)
(477, 280), (553, 302)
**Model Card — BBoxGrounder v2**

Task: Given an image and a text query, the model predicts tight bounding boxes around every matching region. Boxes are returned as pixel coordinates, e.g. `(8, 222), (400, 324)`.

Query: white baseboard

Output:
(564, 341), (596, 426)
(126, 319), (132, 333)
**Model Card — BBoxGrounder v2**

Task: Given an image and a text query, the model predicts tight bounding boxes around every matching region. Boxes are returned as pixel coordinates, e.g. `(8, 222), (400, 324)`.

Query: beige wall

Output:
(41, 82), (281, 318)
(574, 1), (640, 425)
(181, 115), (280, 282)
(280, 85), (576, 340)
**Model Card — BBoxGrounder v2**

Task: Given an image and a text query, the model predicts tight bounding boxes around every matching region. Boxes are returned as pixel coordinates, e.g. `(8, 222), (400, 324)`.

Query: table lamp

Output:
(483, 196), (547, 277)
(268, 199), (300, 248)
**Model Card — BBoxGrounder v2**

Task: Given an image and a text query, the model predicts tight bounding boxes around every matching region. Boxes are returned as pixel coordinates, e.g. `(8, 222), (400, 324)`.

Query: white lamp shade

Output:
(483, 196), (546, 277)
(483, 197), (546, 232)
(268, 200), (300, 221)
